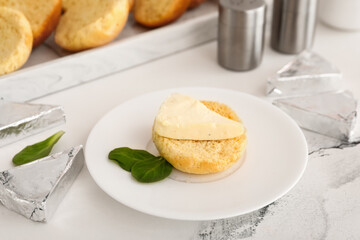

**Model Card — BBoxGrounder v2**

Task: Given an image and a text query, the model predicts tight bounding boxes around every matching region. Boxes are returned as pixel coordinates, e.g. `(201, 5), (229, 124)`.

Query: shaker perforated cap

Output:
(219, 0), (266, 28)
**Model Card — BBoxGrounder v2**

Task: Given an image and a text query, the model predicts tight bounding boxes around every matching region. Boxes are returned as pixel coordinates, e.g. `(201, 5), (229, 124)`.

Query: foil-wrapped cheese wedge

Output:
(0, 146), (84, 222)
(267, 51), (343, 97)
(0, 100), (65, 147)
(273, 91), (358, 142)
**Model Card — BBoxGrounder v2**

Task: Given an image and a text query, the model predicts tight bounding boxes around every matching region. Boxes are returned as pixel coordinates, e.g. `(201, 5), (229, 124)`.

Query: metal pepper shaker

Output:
(271, 0), (318, 54)
(218, 0), (267, 71)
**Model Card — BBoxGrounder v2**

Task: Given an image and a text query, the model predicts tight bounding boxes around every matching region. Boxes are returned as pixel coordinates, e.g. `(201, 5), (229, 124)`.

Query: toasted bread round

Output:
(134, 0), (191, 28)
(0, 0), (61, 47)
(0, 7), (33, 75)
(153, 101), (247, 174)
(188, 0), (207, 9)
(55, 0), (129, 51)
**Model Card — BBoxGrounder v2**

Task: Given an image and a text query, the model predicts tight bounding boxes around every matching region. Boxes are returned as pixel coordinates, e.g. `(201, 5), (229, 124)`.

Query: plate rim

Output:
(84, 87), (308, 220)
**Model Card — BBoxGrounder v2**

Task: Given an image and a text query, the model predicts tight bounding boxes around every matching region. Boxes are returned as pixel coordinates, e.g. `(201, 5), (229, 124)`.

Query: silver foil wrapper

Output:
(0, 146), (84, 222)
(267, 51), (343, 97)
(273, 91), (358, 142)
(0, 100), (66, 147)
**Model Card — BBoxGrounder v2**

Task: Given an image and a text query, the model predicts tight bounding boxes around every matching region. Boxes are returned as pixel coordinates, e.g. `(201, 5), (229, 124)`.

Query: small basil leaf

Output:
(108, 147), (156, 171)
(131, 157), (172, 183)
(12, 130), (65, 166)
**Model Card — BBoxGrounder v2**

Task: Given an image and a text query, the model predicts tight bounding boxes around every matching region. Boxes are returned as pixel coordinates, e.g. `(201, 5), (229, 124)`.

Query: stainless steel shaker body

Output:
(218, 0), (267, 71)
(271, 0), (318, 54)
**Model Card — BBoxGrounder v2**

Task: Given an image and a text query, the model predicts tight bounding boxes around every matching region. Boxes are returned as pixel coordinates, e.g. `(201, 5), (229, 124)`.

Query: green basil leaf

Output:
(131, 157), (172, 183)
(12, 130), (65, 166)
(108, 147), (156, 171)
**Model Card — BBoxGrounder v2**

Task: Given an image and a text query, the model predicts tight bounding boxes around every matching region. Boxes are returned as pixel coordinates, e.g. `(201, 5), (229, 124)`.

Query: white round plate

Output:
(85, 87), (308, 221)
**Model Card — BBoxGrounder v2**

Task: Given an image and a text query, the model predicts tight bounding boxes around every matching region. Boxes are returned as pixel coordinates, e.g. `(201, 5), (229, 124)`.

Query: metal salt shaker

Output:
(271, 0), (318, 54)
(218, 0), (267, 71)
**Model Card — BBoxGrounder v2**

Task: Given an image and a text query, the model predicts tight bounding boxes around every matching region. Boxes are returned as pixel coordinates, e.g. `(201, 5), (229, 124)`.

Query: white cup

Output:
(319, 0), (360, 31)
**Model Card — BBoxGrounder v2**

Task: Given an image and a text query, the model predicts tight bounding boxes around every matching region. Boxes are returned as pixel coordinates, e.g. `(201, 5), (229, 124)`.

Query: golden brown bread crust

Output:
(0, 7), (33, 75)
(128, 0), (134, 11)
(0, 0), (62, 47)
(55, 0), (129, 52)
(153, 101), (247, 174)
(33, 0), (61, 47)
(188, 0), (207, 9)
(134, 0), (191, 28)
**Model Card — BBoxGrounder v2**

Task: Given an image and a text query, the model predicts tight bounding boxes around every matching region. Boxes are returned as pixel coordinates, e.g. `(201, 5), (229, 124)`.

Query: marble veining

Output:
(195, 205), (272, 240)
(194, 136), (360, 240)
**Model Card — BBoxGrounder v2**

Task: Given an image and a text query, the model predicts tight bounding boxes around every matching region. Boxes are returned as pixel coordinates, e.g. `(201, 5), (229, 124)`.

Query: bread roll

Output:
(153, 101), (247, 174)
(0, 7), (33, 75)
(134, 0), (191, 28)
(55, 0), (129, 51)
(0, 0), (61, 47)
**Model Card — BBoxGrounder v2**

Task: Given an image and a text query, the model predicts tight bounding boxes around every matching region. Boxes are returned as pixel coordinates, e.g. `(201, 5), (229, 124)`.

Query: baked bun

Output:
(0, 7), (33, 75)
(134, 0), (191, 28)
(188, 0), (207, 9)
(153, 101), (247, 174)
(55, 0), (130, 51)
(0, 0), (61, 47)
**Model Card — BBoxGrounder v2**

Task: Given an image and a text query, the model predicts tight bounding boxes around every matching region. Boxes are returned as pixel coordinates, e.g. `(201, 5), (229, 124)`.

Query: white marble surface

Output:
(193, 135), (360, 240)
(0, 20), (360, 239)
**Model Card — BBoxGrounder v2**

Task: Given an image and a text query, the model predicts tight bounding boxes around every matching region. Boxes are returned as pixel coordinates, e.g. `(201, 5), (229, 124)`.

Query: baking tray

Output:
(0, 1), (218, 102)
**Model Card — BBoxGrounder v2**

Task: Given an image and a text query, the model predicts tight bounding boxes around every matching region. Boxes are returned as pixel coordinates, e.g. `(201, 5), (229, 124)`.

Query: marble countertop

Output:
(0, 18), (360, 240)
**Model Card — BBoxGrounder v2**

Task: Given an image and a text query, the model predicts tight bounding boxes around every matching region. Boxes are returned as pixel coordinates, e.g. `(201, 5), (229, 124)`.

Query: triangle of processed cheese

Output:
(273, 91), (357, 141)
(153, 93), (244, 140)
(0, 100), (65, 147)
(0, 146), (84, 222)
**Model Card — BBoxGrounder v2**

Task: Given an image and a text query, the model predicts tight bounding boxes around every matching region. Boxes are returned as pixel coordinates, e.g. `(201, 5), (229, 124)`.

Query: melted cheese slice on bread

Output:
(153, 93), (245, 140)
